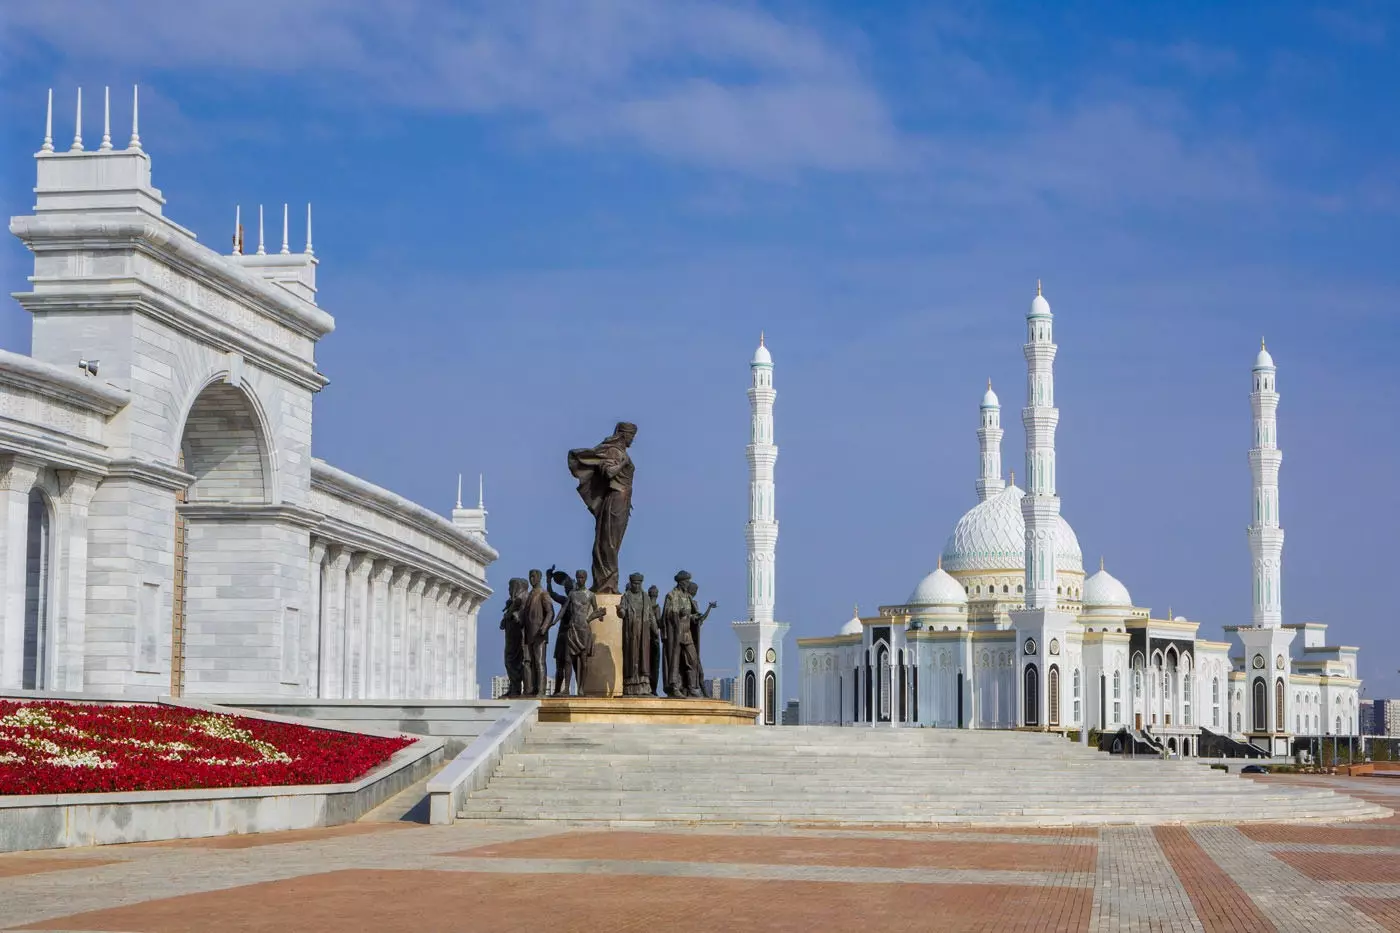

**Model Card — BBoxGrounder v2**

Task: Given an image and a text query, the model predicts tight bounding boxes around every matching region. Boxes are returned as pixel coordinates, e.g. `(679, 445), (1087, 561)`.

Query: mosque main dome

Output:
(940, 484), (1083, 574)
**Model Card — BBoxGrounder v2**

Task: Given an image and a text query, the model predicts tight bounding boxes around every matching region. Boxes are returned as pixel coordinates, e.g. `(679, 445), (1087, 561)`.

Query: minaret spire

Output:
(976, 378), (1005, 501)
(71, 87), (83, 151)
(305, 203), (314, 255)
(128, 85), (141, 151)
(456, 473), (463, 509)
(256, 205), (266, 255)
(42, 88), (53, 152)
(745, 334), (778, 624)
(233, 205), (242, 254)
(1249, 339), (1283, 627)
(280, 203), (290, 254)
(478, 474), (484, 509)
(1021, 281), (1061, 609)
(100, 86), (112, 150)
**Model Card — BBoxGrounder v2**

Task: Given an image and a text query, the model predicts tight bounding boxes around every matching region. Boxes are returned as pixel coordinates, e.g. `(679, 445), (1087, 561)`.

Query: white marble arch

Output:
(0, 89), (496, 700)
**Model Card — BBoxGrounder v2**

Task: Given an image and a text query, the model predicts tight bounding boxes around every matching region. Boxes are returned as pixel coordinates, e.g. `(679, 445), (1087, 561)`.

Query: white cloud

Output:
(2, 0), (905, 174)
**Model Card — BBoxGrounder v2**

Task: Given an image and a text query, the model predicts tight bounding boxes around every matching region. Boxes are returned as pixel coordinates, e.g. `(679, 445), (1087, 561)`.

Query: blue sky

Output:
(2, 1), (1397, 698)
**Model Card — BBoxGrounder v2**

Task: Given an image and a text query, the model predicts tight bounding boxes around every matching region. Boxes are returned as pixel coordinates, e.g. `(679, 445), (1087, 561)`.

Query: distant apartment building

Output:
(782, 699), (800, 725)
(706, 677), (738, 703)
(1386, 699), (1400, 737)
(1361, 700), (1380, 735)
(490, 676), (511, 700)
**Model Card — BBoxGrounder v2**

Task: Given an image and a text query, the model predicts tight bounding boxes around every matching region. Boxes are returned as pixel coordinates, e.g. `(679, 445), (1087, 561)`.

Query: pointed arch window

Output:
(1048, 665), (1061, 727)
(1072, 669), (1081, 723)
(1274, 678), (1286, 733)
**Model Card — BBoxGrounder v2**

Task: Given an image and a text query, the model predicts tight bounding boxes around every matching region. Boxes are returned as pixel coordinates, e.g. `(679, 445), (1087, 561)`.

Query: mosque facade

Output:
(797, 286), (1361, 756)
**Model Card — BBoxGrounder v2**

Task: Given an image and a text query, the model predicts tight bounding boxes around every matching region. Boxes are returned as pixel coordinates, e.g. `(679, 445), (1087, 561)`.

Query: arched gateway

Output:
(1, 89), (496, 699)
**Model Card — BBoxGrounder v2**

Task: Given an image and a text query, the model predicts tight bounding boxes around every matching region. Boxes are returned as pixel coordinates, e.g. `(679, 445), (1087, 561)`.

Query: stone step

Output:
(458, 723), (1391, 827)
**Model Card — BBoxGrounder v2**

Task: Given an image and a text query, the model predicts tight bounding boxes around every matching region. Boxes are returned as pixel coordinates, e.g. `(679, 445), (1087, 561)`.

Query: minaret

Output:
(1249, 340), (1283, 627)
(734, 334), (788, 725)
(747, 333), (777, 623)
(977, 380), (1005, 502)
(1021, 281), (1061, 609)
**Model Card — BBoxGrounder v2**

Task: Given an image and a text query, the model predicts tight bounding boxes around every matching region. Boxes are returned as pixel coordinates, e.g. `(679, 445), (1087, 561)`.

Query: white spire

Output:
(746, 334), (778, 624)
(280, 203), (290, 254)
(128, 85), (141, 151)
(234, 205), (242, 255)
(1249, 340), (1283, 627)
(456, 473), (463, 509)
(976, 378), (1005, 502)
(100, 86), (112, 150)
(305, 203), (314, 255)
(41, 88), (53, 152)
(71, 87), (83, 151)
(256, 205), (266, 255)
(1020, 281), (1061, 609)
(478, 473), (484, 509)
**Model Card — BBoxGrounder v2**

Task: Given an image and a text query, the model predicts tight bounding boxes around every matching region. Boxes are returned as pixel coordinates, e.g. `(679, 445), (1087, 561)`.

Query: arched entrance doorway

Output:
(173, 381), (272, 696)
(1024, 664), (1039, 726)
(22, 488), (52, 690)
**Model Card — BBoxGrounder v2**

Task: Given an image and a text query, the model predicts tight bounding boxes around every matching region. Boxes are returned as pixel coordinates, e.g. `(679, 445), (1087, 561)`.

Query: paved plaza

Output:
(0, 775), (1397, 932)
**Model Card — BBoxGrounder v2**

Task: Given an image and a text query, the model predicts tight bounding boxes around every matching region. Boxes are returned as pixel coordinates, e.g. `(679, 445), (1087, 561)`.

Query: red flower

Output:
(0, 701), (415, 795)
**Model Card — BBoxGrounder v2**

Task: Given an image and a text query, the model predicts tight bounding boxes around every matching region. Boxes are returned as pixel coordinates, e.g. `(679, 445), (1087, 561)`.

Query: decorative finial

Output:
(41, 88), (53, 152)
(759, 330), (765, 347)
(1167, 605), (1172, 620)
(1100, 555), (1104, 572)
(853, 604), (859, 618)
(478, 473), (484, 509)
(71, 87), (83, 151)
(936, 555), (942, 570)
(1036, 278), (1042, 297)
(987, 377), (992, 389)
(1009, 469), (1015, 486)
(233, 205), (242, 255)
(256, 205), (265, 255)
(100, 86), (112, 150)
(1261, 336), (1266, 350)
(456, 473), (463, 509)
(128, 85), (141, 151)
(305, 203), (314, 255)
(280, 203), (290, 254)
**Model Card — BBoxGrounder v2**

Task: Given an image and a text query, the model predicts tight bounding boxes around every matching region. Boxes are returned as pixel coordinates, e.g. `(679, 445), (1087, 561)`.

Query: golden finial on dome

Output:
(937, 555), (942, 570)
(760, 330), (765, 347)
(853, 603), (859, 617)
(1036, 279), (1043, 297)
(1100, 555), (1105, 572)
(1009, 470), (1015, 486)
(1261, 336), (1266, 349)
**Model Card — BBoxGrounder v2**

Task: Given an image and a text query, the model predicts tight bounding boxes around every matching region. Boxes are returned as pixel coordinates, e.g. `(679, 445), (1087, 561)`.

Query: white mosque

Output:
(796, 286), (1362, 756)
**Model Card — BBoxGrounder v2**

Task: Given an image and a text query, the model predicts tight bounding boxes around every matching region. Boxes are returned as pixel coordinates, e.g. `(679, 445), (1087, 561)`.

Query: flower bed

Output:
(0, 701), (415, 796)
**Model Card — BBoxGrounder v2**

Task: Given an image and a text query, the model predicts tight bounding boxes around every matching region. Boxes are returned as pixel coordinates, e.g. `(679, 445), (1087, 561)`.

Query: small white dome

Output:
(840, 611), (863, 636)
(908, 567), (967, 607)
(1173, 615), (1188, 622)
(1029, 283), (1051, 318)
(1083, 567), (1133, 609)
(752, 334), (772, 365)
(1254, 341), (1274, 371)
(981, 382), (1000, 408)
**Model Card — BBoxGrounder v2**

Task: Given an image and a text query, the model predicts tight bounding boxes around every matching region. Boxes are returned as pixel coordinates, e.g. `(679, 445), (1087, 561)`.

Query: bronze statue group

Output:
(499, 421), (716, 699)
(499, 568), (715, 699)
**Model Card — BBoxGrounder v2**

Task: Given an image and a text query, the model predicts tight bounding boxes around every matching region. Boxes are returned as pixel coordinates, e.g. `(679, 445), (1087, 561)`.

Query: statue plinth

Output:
(583, 592), (623, 697)
(539, 696), (759, 725)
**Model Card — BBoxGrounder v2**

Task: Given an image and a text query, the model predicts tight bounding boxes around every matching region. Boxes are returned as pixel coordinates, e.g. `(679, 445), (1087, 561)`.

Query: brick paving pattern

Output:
(1, 774), (1399, 932)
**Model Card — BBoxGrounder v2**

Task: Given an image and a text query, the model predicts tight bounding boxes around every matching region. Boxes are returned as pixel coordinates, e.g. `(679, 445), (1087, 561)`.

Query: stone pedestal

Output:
(582, 592), (623, 698)
(539, 696), (759, 725)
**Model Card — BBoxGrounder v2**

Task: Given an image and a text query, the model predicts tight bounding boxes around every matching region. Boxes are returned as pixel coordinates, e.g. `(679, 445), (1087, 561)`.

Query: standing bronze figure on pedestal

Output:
(567, 422), (636, 595)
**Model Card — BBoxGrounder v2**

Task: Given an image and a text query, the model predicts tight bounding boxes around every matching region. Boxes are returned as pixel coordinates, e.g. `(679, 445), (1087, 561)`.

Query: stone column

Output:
(0, 457), (41, 689)
(406, 574), (427, 699)
(305, 540), (327, 697)
(423, 582), (444, 697)
(369, 560), (393, 698)
(388, 568), (410, 698)
(52, 470), (99, 691)
(345, 553), (373, 699)
(462, 595), (482, 700)
(319, 547), (351, 698)
(442, 590), (459, 698)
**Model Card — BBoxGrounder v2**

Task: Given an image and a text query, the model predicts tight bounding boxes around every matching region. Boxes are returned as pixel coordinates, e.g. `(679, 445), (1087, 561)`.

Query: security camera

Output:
(78, 359), (99, 377)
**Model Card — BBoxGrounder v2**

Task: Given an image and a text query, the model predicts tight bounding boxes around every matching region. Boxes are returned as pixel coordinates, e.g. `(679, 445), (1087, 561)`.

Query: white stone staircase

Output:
(460, 723), (1390, 826)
